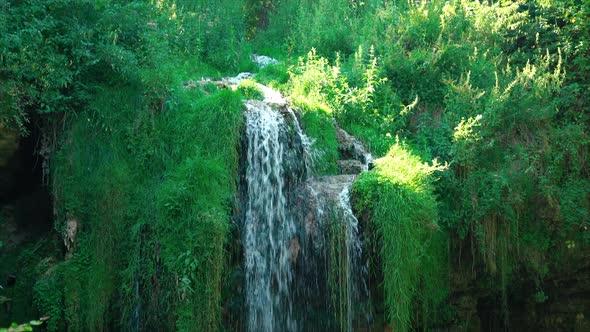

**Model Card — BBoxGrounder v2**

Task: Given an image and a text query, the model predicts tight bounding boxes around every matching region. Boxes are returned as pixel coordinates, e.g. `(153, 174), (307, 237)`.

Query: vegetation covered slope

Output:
(0, 0), (588, 331)
(257, 0), (589, 329)
(353, 143), (447, 331)
(1, 1), (248, 330)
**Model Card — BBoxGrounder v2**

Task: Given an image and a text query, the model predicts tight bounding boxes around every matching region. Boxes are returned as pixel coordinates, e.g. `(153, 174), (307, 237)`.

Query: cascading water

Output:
(239, 82), (372, 331)
(242, 99), (310, 331)
(338, 180), (369, 332)
(291, 175), (370, 331)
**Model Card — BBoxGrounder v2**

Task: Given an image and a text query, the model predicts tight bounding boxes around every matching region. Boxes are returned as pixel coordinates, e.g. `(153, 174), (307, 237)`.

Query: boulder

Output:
(336, 127), (371, 164)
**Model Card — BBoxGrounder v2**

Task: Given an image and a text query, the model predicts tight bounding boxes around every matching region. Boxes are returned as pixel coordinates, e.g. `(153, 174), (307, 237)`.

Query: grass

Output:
(237, 79), (264, 100)
(296, 104), (339, 175)
(352, 143), (447, 331)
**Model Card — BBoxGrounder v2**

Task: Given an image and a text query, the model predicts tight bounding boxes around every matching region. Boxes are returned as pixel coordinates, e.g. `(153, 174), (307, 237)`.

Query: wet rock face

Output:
(289, 175), (372, 330)
(515, 264), (590, 332)
(291, 175), (356, 257)
(336, 128), (371, 165)
(447, 247), (590, 332)
(64, 219), (79, 258)
(338, 160), (365, 175)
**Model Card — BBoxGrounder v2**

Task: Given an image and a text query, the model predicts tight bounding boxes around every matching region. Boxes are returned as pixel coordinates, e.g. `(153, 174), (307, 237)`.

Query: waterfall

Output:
(293, 176), (370, 331)
(240, 87), (371, 331)
(243, 100), (310, 331)
(338, 180), (368, 332)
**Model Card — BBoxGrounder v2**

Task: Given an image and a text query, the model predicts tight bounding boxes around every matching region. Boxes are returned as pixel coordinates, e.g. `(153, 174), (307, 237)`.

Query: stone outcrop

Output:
(336, 127), (371, 166)
(337, 159), (365, 175)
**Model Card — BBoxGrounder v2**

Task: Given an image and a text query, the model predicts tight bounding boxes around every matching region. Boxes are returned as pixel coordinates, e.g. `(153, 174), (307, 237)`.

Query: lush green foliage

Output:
(1, 0), (588, 330)
(47, 85), (243, 330)
(0, 238), (57, 328)
(285, 48), (388, 174)
(253, 0), (589, 328)
(353, 144), (447, 331)
(255, 63), (290, 88)
(0, 0), (251, 133)
(1, 1), (249, 330)
(0, 0), (160, 131)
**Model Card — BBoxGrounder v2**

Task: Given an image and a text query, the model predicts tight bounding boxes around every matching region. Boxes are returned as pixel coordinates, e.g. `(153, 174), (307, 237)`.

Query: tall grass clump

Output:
(353, 142), (447, 331)
(153, 89), (243, 331)
(254, 63), (290, 88)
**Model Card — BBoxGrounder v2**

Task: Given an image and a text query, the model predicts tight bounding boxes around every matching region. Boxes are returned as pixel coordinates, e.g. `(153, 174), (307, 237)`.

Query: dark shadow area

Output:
(477, 294), (506, 332)
(0, 119), (53, 235)
(0, 119), (55, 326)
